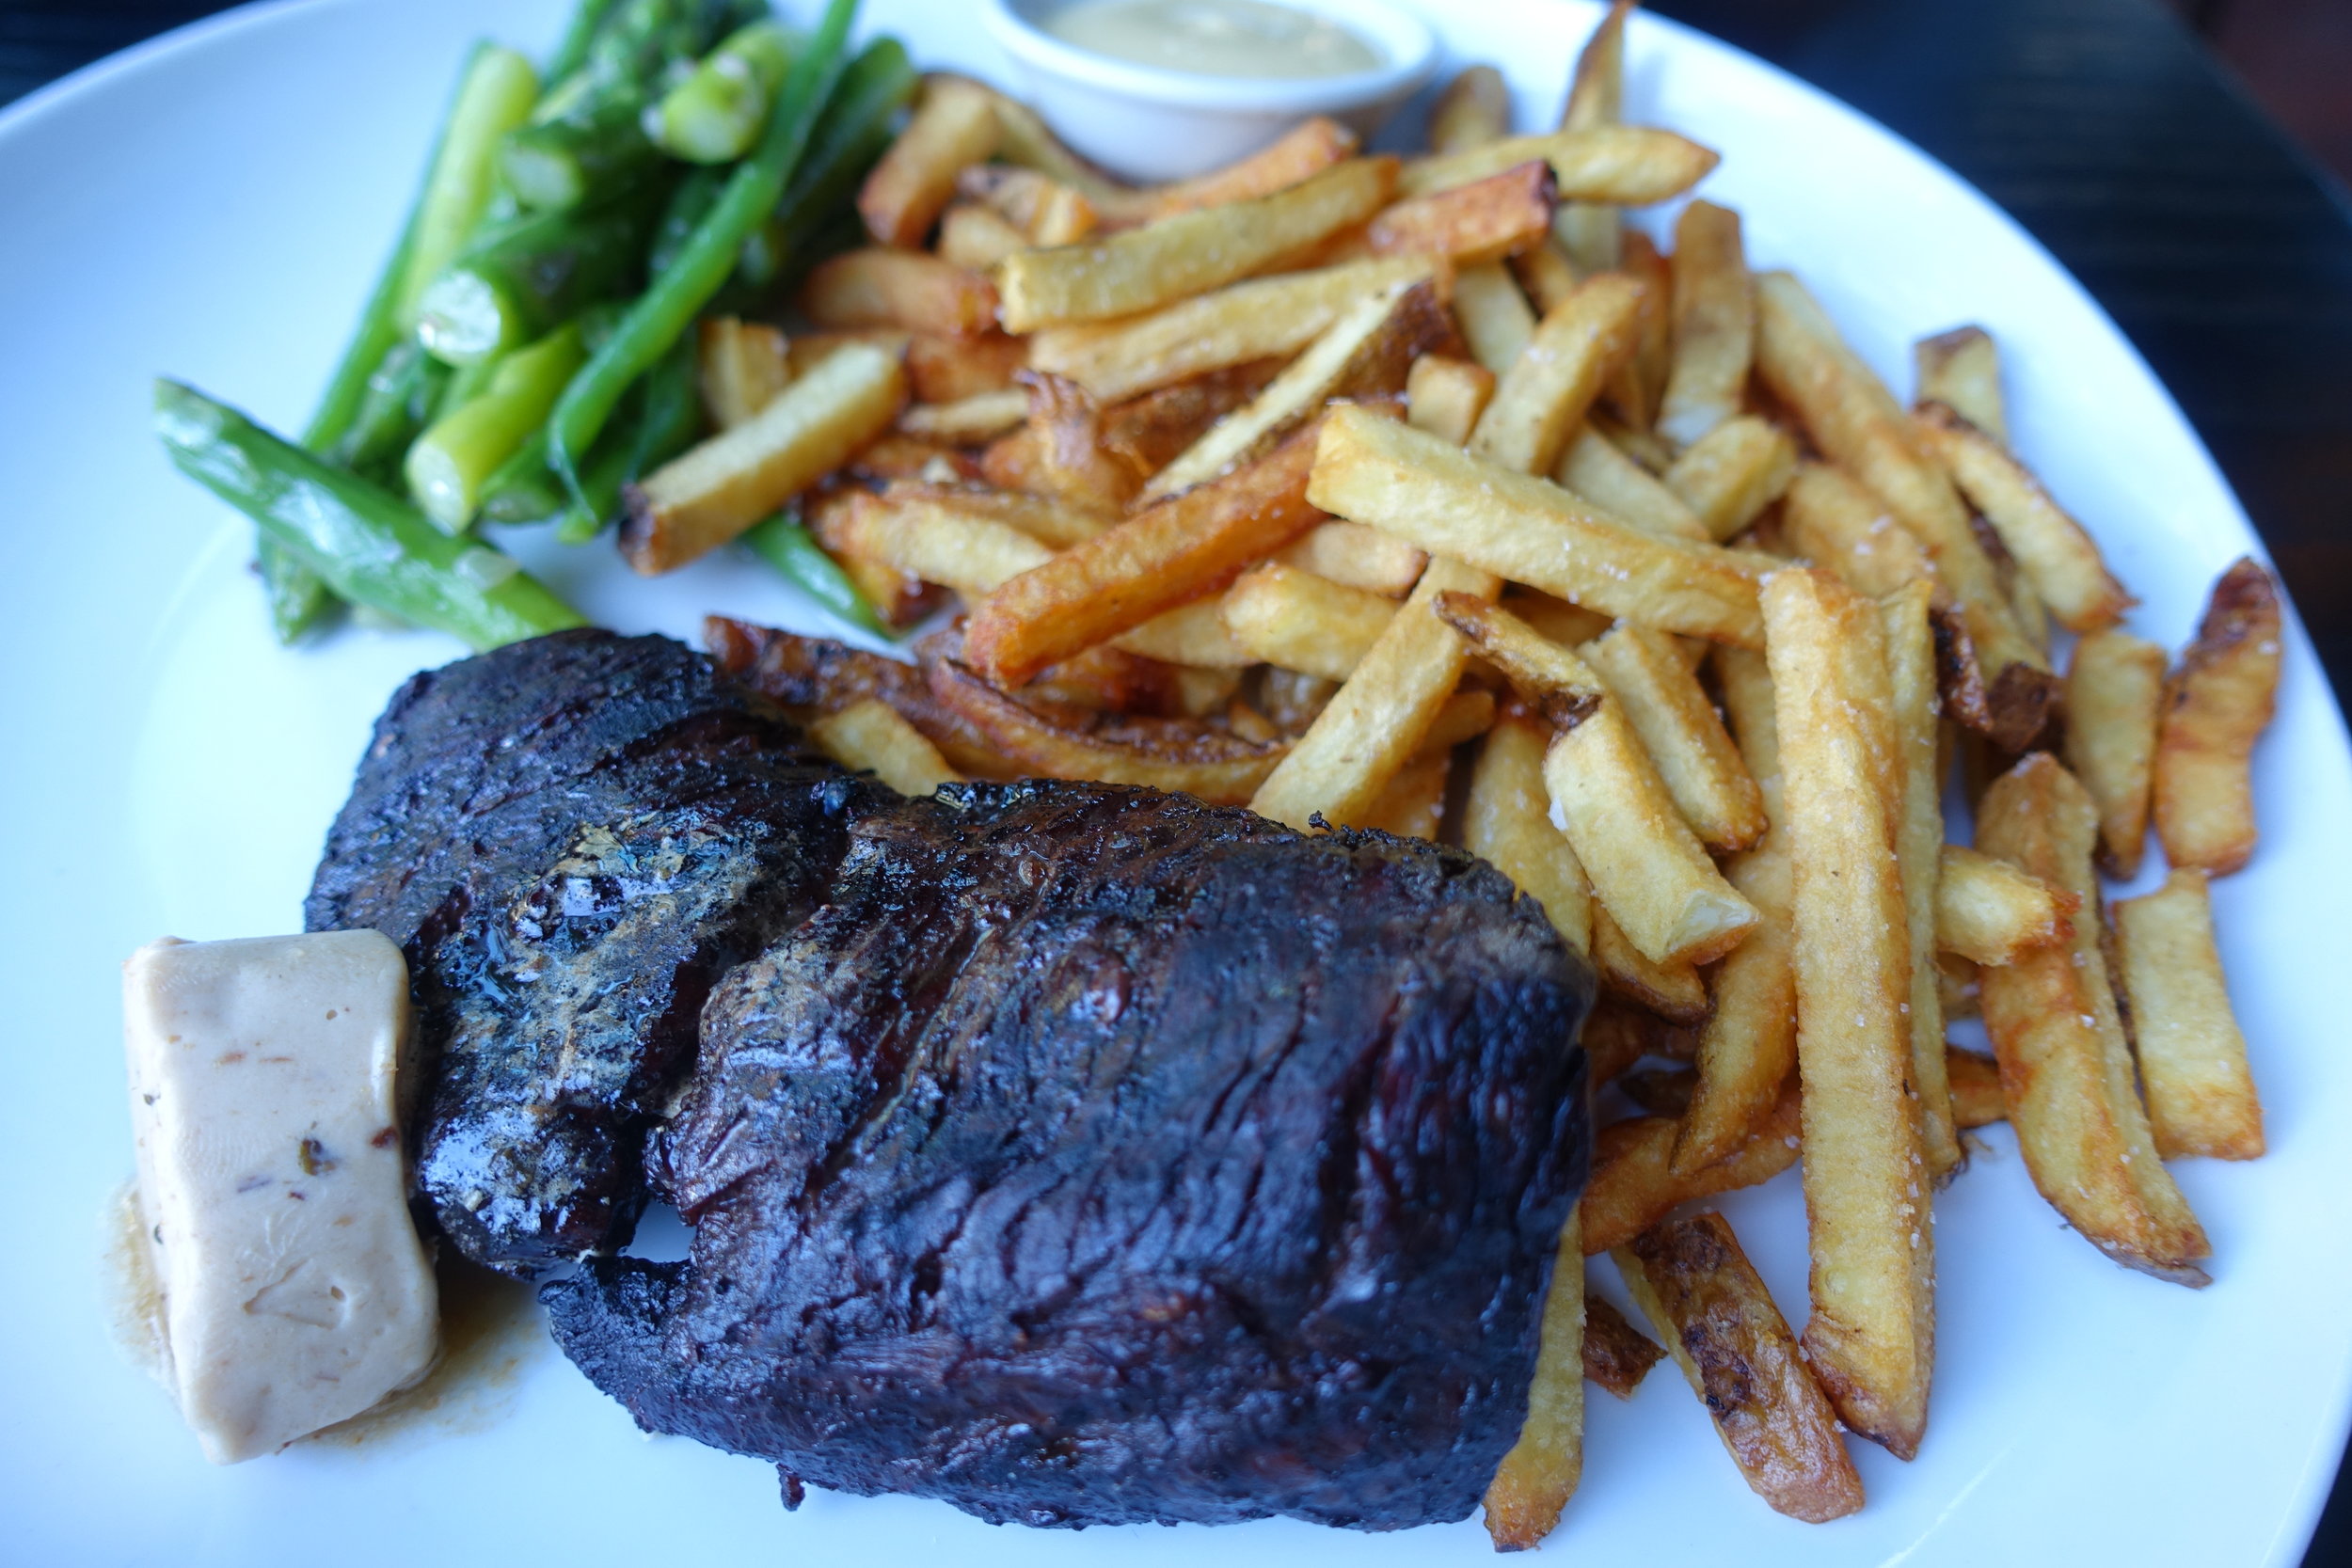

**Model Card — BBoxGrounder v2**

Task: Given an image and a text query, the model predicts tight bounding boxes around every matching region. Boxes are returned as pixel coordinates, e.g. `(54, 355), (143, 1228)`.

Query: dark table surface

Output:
(7, 0), (2351, 1560)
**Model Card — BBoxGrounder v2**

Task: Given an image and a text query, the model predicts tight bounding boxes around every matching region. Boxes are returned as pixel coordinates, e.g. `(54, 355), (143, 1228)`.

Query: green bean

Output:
(415, 182), (669, 365)
(740, 512), (890, 639)
(406, 324), (588, 532)
(648, 21), (794, 164)
(156, 381), (586, 652)
(394, 45), (541, 330)
(554, 331), (705, 543)
(548, 0), (859, 505)
(734, 36), (913, 293)
(650, 166), (727, 276)
(545, 0), (626, 83)
(479, 427), (567, 525)
(328, 337), (452, 488)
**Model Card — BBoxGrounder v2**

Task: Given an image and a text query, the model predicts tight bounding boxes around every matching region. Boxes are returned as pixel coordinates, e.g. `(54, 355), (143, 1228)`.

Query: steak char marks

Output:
(548, 781), (1592, 1530)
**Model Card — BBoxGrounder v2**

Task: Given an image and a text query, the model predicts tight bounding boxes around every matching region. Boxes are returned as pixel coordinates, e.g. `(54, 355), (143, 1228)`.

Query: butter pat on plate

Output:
(121, 931), (437, 1464)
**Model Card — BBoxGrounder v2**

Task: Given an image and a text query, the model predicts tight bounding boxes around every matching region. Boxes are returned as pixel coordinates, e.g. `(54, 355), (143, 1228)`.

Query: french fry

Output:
(1712, 643), (1781, 789)
(1883, 579), (1960, 1182)
(1359, 749), (1450, 839)
(1256, 666), (1336, 734)
(1420, 687), (1498, 754)
(1115, 594), (1255, 668)
(1675, 841), (1796, 1173)
(1554, 427), (1710, 542)
(1127, 116), (1361, 223)
(1581, 1087), (1803, 1254)
(704, 618), (1015, 780)
(1483, 1213), (1585, 1551)
(805, 696), (961, 796)
(1915, 402), (2131, 632)
(1310, 406), (1771, 646)
(1946, 1047), (2005, 1130)
(1400, 126), (1720, 202)
(1509, 237), (1580, 316)
(697, 317), (792, 429)
(1593, 904), (1712, 1024)
(1027, 182), (1098, 246)
(2064, 627), (2167, 878)
(1220, 562), (1397, 682)
(857, 75), (1001, 248)
(1582, 1290), (1664, 1399)
(792, 328), (1028, 404)
(1404, 354), (1496, 447)
(803, 248), (999, 337)
(1428, 593), (1607, 726)
(1552, 0), (1629, 274)
(1761, 566), (1932, 1459)
(869, 481), (1108, 550)
(1365, 161), (1557, 265)
(1466, 707), (1594, 954)
(1583, 997), (1700, 1085)
(1616, 1212), (1866, 1524)
(2116, 867), (2265, 1160)
(1937, 953), (1982, 1023)
(1781, 462), (1933, 598)
(1272, 519), (1425, 594)
(1658, 200), (1755, 449)
(1934, 843), (2074, 965)
(1429, 64), (1511, 155)
(897, 388), (1029, 443)
(1501, 585), (1611, 648)
(1027, 255), (1437, 402)
(1450, 261), (1538, 376)
(1598, 411), (1677, 475)
(623, 342), (907, 575)
(1143, 278), (1455, 499)
(1606, 230), (1675, 432)
(1665, 415), (1798, 542)
(2154, 557), (2282, 876)
(1977, 753), (2212, 1282)
(826, 486), (1049, 598)
(1584, 624), (1766, 851)
(996, 158), (1397, 332)
(983, 372), (1147, 513)
(1470, 273), (1647, 477)
(1915, 325), (2005, 445)
(937, 201), (1031, 270)
(1619, 1069), (1698, 1118)
(980, 87), (1138, 212)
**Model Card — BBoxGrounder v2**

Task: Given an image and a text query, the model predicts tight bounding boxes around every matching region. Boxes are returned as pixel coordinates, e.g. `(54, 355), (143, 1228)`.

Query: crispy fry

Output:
(1130, 116), (1361, 222)
(1450, 261), (1538, 376)
(966, 420), (1328, 687)
(827, 485), (1049, 597)
(1028, 182), (1099, 246)
(1467, 708), (1594, 954)
(1509, 237), (1580, 316)
(858, 75), (1000, 248)
(1607, 229), (1674, 433)
(1584, 997), (1698, 1085)
(2116, 867), (2265, 1161)
(793, 328), (1025, 403)
(1404, 354), (1496, 447)
(1915, 403), (2130, 632)
(871, 480), (1108, 550)
(1658, 200), (1755, 449)
(1581, 1087), (1803, 1254)
(846, 433), (979, 484)
(1616, 1212), (1865, 1524)
(1366, 161), (1557, 265)
(1937, 952), (1982, 1022)
(1978, 753), (2211, 1282)
(1220, 562), (1396, 681)
(1501, 586), (1611, 648)
(996, 158), (1397, 332)
(1115, 595), (1255, 668)
(1429, 64), (1512, 155)
(806, 696), (961, 796)
(981, 87), (1137, 209)
(937, 201), (1030, 270)
(1761, 566), (1932, 1458)
(2063, 627), (2167, 878)
(1675, 841), (1796, 1173)
(1934, 843), (2074, 965)
(697, 316), (792, 429)
(1310, 406), (1771, 646)
(957, 163), (1103, 243)
(1584, 624), (1766, 851)
(1359, 748), (1450, 839)
(1593, 904), (1712, 1024)
(624, 342), (907, 575)
(704, 619), (1015, 780)
(1431, 594), (1607, 727)
(1555, 427), (1709, 541)
(897, 387), (1029, 443)
(1781, 462), (1932, 598)
(1946, 1047), (2005, 1129)
(2154, 557), (2282, 876)
(1582, 1290), (1664, 1400)
(1401, 126), (1720, 202)
(1915, 325), (2005, 445)
(1552, 0), (1629, 274)
(1483, 1213), (1584, 1551)
(1883, 579), (1959, 1181)
(985, 372), (1147, 512)
(1665, 415), (1798, 543)
(1619, 1068), (1698, 1118)
(1256, 666), (1336, 733)
(1712, 643), (1781, 787)
(803, 248), (999, 338)
(1470, 273), (1647, 477)
(1272, 519), (1424, 594)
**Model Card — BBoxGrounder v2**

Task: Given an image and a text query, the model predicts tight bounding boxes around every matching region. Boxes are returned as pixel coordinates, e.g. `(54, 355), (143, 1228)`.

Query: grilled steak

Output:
(306, 629), (878, 1272)
(547, 781), (1592, 1531)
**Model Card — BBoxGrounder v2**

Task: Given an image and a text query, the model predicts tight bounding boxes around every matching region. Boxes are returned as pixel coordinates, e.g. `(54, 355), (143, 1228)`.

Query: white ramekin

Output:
(980, 0), (1439, 183)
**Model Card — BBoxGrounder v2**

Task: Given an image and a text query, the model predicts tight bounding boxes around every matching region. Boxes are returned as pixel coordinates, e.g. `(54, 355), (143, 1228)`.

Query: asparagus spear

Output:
(406, 324), (589, 532)
(327, 338), (451, 489)
(394, 45), (542, 330)
(502, 92), (663, 213)
(157, 381), (585, 652)
(646, 21), (794, 164)
(415, 182), (671, 365)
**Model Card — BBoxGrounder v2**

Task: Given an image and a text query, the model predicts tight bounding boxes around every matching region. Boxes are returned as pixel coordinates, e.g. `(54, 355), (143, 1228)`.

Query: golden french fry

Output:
(624, 342), (906, 575)
(1115, 595), (1255, 668)
(704, 618), (1017, 780)
(1584, 998), (1701, 1085)
(2064, 627), (2167, 878)
(1220, 562), (1397, 682)
(1094, 358), (1292, 477)
(1272, 519), (1425, 594)
(1937, 953), (1982, 1022)
(1466, 708), (1593, 955)
(827, 485), (1049, 598)
(869, 480), (1107, 550)
(937, 201), (1030, 270)
(1470, 272), (1647, 477)
(1915, 402), (2131, 632)
(1450, 261), (1538, 376)
(1618, 1066), (1699, 1117)
(1658, 200), (1755, 449)
(1605, 230), (1674, 432)
(1593, 904), (1712, 1024)
(2154, 557), (2282, 876)
(1914, 325), (2005, 445)
(697, 316), (792, 429)
(1400, 125), (1720, 202)
(1404, 353), (1496, 447)
(1027, 181), (1099, 245)
(1883, 579), (1959, 1182)
(1712, 643), (1781, 788)
(1027, 255), (1438, 402)
(1946, 1047), (2005, 1129)
(2116, 868), (2264, 1161)
(1501, 585), (1611, 648)
(1674, 844), (1796, 1174)
(1430, 63), (1511, 155)
(1551, 0), (1629, 274)
(1482, 1213), (1584, 1551)
(1934, 843), (2074, 965)
(978, 87), (1137, 207)
(805, 697), (961, 796)
(1420, 687), (1498, 753)
(996, 158), (1397, 332)
(1978, 753), (2211, 1282)
(1781, 462), (1933, 598)
(1310, 406), (1771, 646)
(1616, 1212), (1866, 1524)
(1125, 116), (1361, 223)
(1761, 566), (1932, 1459)
(1582, 1088), (1801, 1255)
(1430, 594), (1607, 725)
(1665, 415), (1798, 543)
(803, 248), (999, 337)
(1358, 748), (1451, 839)
(1584, 624), (1766, 852)
(1554, 426), (1709, 542)
(857, 75), (1000, 248)
(1509, 236), (1580, 315)
(881, 330), (1027, 403)
(1582, 1290), (1663, 1400)
(1366, 160), (1557, 265)
(896, 388), (1029, 444)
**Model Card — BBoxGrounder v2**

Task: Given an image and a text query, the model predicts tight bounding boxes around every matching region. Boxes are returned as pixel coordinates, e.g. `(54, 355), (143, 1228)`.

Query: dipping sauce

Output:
(1045, 0), (1385, 80)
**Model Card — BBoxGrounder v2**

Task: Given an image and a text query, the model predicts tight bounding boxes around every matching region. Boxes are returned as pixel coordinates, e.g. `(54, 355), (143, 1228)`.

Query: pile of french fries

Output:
(650, 0), (2284, 1545)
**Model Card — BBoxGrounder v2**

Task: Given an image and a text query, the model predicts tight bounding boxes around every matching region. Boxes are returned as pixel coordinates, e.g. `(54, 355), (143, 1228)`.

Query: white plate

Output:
(3, 1), (2348, 1562)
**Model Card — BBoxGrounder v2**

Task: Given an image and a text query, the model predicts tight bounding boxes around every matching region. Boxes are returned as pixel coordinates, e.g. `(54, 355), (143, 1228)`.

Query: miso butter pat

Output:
(122, 931), (437, 1463)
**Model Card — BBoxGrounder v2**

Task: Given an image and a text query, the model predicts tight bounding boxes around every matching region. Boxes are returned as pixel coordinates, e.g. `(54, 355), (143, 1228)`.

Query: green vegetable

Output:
(501, 92), (663, 212)
(740, 512), (888, 638)
(544, 0), (626, 83)
(415, 182), (669, 364)
(328, 337), (452, 487)
(650, 166), (728, 276)
(555, 330), (706, 543)
(157, 380), (586, 652)
(735, 37), (914, 293)
(647, 21), (795, 164)
(394, 45), (542, 331)
(405, 324), (588, 532)
(548, 0), (859, 507)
